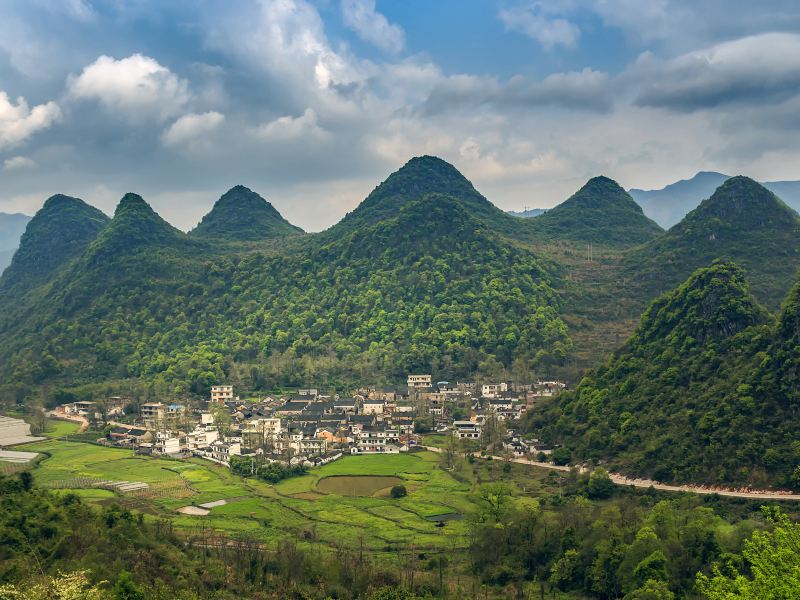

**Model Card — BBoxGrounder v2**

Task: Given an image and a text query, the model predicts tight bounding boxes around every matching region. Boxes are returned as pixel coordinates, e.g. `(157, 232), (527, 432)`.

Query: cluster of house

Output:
(50, 377), (565, 469)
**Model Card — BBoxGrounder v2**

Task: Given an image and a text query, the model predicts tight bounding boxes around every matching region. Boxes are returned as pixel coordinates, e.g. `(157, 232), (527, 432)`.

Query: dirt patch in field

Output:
(177, 506), (210, 516)
(316, 475), (403, 497)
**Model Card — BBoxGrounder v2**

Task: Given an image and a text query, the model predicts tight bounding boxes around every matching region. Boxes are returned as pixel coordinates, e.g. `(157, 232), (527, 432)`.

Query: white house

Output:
(481, 383), (508, 399)
(453, 420), (481, 439)
(407, 374), (432, 389)
(362, 400), (385, 415)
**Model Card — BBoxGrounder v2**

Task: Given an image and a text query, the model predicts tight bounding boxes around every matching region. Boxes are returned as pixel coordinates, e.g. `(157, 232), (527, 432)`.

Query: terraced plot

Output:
(28, 440), (475, 555)
(316, 475), (402, 496)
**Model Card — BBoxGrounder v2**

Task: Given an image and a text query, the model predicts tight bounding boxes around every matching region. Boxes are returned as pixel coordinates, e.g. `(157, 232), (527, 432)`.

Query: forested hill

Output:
(626, 176), (800, 310)
(526, 176), (663, 246)
(315, 155), (521, 242)
(190, 185), (304, 241)
(3, 157), (798, 404)
(530, 261), (800, 489)
(0, 170), (571, 393)
(0, 194), (110, 296)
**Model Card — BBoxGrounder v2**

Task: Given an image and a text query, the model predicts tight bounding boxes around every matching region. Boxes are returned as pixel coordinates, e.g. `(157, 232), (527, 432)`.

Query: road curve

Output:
(421, 446), (800, 501)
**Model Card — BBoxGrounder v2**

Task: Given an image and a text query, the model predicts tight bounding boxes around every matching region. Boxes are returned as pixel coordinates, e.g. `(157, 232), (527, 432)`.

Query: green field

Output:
(317, 475), (402, 496)
(45, 419), (81, 438)
(24, 439), (564, 560)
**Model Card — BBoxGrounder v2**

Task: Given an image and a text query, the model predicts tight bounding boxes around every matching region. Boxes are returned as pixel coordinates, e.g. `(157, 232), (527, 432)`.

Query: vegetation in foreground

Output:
(2, 437), (800, 598)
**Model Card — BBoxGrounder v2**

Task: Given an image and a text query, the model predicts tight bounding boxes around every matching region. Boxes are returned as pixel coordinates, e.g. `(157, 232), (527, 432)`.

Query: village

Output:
(48, 375), (566, 471)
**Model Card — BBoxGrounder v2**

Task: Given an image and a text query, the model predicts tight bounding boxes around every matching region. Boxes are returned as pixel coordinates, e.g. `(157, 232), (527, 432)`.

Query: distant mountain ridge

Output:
(630, 171), (800, 228)
(0, 212), (31, 273)
(508, 208), (547, 218)
(626, 176), (800, 309)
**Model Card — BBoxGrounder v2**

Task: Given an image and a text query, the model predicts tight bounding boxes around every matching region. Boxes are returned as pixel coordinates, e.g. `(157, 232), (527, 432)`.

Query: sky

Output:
(1, 0), (800, 231)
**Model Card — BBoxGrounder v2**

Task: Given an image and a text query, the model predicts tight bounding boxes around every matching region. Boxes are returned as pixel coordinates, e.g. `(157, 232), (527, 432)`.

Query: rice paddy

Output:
(23, 437), (561, 559)
(316, 475), (403, 496)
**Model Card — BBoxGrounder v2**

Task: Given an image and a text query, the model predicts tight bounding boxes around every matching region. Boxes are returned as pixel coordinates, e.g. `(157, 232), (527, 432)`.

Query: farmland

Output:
(24, 439), (550, 558)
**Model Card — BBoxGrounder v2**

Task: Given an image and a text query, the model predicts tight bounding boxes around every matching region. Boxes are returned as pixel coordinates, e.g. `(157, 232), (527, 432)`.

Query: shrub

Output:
(390, 485), (407, 498)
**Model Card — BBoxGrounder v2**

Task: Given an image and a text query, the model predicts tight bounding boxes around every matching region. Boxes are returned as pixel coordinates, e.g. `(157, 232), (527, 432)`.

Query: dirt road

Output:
(422, 446), (800, 501)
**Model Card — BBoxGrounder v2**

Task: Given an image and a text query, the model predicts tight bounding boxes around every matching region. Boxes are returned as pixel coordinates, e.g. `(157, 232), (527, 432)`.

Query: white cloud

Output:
(206, 0), (364, 91)
(67, 54), (190, 121)
(423, 68), (613, 114)
(254, 108), (328, 141)
(341, 0), (405, 53)
(162, 111), (225, 146)
(499, 3), (580, 50)
(630, 32), (800, 111)
(590, 0), (676, 40)
(0, 91), (61, 149)
(3, 156), (36, 171)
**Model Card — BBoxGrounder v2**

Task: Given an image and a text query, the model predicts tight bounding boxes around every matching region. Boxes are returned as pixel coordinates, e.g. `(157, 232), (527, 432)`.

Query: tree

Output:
(112, 571), (143, 600)
(473, 483), (513, 524)
(390, 485), (407, 499)
(209, 402), (231, 437)
(413, 416), (432, 433)
(552, 447), (571, 466)
(697, 509), (800, 599)
(588, 467), (615, 499)
(624, 579), (675, 600)
(0, 570), (105, 600)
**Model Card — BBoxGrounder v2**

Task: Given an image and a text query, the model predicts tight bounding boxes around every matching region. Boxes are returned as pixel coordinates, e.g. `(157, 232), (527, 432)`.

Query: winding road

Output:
(422, 446), (800, 501)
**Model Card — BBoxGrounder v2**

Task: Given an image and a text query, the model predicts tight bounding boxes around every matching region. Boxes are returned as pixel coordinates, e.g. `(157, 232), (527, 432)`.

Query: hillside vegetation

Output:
(527, 176), (663, 246)
(0, 166), (572, 393)
(530, 261), (800, 489)
(627, 176), (800, 310)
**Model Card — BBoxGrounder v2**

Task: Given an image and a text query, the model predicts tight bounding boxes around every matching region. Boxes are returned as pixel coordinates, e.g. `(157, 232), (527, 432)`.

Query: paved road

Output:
(422, 446), (800, 501)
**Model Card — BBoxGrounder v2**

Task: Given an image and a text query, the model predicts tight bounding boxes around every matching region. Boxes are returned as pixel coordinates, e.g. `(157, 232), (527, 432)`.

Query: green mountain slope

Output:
(0, 195), (110, 294)
(0, 179), (570, 391)
(531, 261), (800, 488)
(627, 176), (800, 309)
(528, 176), (663, 246)
(190, 185), (303, 241)
(318, 155), (520, 241)
(86, 193), (185, 262)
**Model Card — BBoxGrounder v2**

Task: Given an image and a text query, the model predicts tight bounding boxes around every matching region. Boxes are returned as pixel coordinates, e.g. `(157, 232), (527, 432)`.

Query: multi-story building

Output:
(407, 374), (432, 389)
(211, 385), (234, 403)
(453, 420), (481, 439)
(152, 432), (181, 455)
(481, 383), (508, 399)
(140, 402), (166, 427)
